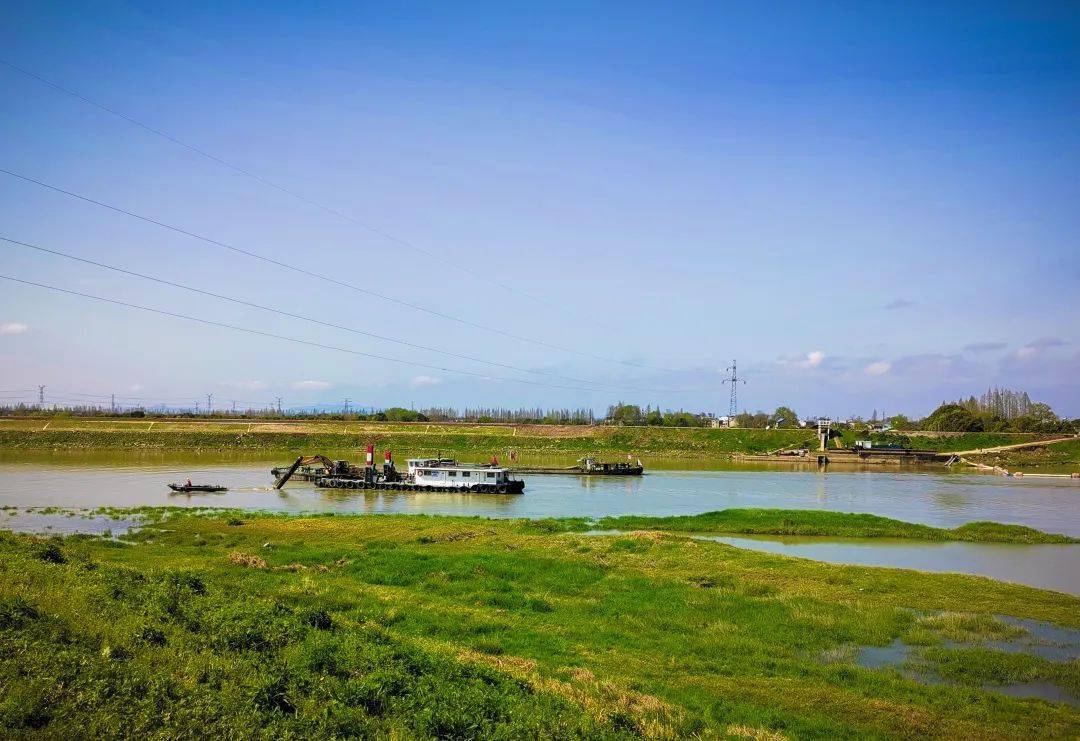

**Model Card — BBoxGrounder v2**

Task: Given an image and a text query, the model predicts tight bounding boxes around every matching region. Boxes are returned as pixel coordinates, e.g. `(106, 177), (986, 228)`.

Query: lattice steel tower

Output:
(722, 360), (745, 418)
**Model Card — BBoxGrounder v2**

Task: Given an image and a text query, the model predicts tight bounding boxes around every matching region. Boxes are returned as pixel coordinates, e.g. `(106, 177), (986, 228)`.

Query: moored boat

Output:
(509, 457), (644, 476)
(168, 483), (228, 493)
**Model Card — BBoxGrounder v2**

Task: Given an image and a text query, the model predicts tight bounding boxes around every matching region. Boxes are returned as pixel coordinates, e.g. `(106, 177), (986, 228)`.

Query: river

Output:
(1, 450), (1077, 593)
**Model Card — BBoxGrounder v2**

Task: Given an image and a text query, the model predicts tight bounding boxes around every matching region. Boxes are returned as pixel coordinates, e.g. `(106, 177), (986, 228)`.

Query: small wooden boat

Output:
(168, 483), (228, 493)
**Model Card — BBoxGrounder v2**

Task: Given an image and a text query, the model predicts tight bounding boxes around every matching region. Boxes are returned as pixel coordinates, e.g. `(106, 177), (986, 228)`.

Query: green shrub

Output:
(34, 542), (66, 564)
(0, 596), (38, 629)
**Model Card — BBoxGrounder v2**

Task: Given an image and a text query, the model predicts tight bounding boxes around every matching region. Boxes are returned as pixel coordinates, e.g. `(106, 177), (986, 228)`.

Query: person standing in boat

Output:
(185, 478), (192, 487)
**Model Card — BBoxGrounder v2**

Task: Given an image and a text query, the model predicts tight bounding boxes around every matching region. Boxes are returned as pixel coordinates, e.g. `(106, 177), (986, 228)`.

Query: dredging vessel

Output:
(272, 446), (525, 494)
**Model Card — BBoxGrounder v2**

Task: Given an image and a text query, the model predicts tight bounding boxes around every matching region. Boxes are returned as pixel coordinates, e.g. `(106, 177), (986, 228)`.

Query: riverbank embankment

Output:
(0, 417), (1055, 459)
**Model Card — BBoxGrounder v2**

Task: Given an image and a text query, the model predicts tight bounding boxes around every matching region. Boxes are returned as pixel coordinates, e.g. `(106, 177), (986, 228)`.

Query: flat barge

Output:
(510, 457), (644, 476)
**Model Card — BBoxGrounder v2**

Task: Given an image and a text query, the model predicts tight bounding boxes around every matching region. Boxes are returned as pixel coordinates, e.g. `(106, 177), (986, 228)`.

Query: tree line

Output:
(916, 387), (1074, 433)
(1, 386), (1073, 432)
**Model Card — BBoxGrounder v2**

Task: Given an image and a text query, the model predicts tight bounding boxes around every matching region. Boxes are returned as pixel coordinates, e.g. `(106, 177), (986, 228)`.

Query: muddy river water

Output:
(1, 451), (1077, 593)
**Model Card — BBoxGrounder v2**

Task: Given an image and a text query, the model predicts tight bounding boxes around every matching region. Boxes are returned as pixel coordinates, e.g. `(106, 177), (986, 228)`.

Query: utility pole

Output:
(721, 360), (746, 419)
(195, 400), (200, 414)
(343, 398), (351, 415)
(111, 394), (116, 414)
(231, 400), (237, 414)
(276, 397), (283, 415)
(38, 385), (44, 407)
(206, 393), (213, 416)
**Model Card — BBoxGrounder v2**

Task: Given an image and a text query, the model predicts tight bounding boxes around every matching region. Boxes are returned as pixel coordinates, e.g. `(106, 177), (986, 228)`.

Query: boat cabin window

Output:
(449, 471), (457, 477)
(461, 471), (470, 477)
(486, 472), (496, 478)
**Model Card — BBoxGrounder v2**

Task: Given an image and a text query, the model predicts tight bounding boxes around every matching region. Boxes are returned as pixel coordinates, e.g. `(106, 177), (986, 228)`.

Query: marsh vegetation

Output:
(1, 512), (1077, 738)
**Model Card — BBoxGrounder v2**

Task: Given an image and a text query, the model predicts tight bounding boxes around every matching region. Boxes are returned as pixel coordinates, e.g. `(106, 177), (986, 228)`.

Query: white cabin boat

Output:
(406, 458), (523, 493)
(405, 458), (458, 476)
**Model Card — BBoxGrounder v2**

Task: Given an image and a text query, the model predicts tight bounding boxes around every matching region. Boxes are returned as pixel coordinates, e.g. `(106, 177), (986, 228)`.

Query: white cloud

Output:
(0, 323), (28, 335)
(291, 380), (331, 390)
(410, 375), (442, 387)
(1016, 337), (1065, 361)
(220, 380), (268, 391)
(864, 361), (892, 376)
(779, 350), (826, 370)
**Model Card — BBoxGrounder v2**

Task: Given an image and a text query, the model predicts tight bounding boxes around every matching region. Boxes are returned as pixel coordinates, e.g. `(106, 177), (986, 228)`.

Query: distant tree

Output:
(771, 406), (799, 428)
(735, 411), (770, 429)
(922, 403), (983, 432)
(936, 389), (1068, 432)
(662, 411), (698, 427)
(383, 407), (428, 422)
(1011, 402), (1064, 433)
(606, 403), (643, 426)
(644, 409), (664, 426)
(886, 414), (912, 430)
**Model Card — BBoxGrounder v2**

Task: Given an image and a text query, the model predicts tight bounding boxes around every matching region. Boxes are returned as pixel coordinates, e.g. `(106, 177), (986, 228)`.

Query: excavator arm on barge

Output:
(273, 455), (335, 489)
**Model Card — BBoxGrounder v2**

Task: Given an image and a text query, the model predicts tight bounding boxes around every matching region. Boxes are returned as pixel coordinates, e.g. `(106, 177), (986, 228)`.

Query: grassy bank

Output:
(0, 418), (1050, 458)
(1, 512), (1078, 738)
(532, 509), (1078, 544)
(969, 439), (1080, 471)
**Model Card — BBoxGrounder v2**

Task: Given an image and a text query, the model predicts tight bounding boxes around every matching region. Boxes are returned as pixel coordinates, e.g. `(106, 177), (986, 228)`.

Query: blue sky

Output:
(1, 1), (1078, 417)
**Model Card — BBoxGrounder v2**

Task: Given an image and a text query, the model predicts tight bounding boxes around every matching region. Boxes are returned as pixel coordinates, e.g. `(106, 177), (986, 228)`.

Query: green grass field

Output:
(0, 417), (1051, 458)
(531, 509), (1078, 543)
(2, 512), (1078, 738)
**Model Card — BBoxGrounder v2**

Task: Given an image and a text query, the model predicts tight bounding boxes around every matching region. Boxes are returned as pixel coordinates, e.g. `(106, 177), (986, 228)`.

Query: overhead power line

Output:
(0, 58), (614, 328)
(0, 274), (690, 395)
(0, 168), (668, 373)
(0, 235), (682, 394)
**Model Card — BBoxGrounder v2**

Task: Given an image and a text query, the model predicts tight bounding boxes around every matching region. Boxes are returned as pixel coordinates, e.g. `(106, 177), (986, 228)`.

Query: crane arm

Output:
(273, 454), (335, 489)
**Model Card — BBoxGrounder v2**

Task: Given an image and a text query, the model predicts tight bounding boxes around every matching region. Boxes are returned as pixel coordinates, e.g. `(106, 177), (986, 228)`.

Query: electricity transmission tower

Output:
(721, 360), (746, 418)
